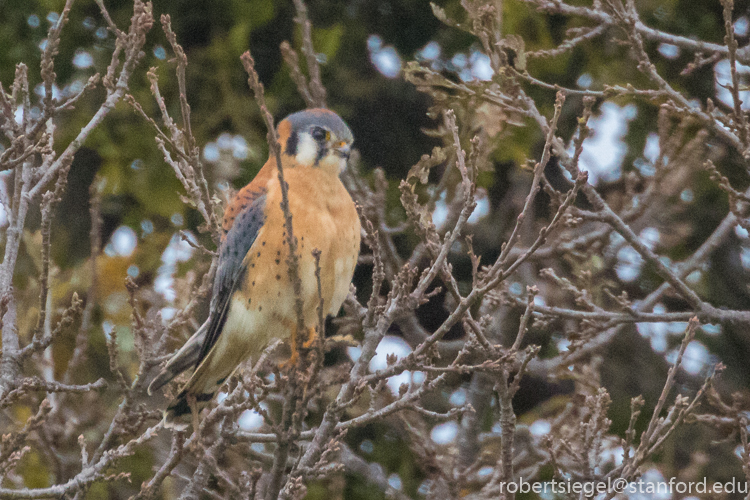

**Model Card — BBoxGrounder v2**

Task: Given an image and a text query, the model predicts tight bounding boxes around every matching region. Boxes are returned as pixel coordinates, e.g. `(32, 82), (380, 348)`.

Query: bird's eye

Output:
(310, 127), (329, 142)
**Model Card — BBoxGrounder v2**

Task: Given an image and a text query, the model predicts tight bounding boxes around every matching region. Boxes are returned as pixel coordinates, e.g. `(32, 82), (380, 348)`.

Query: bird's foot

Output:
(324, 333), (358, 348)
(281, 327), (319, 370)
(302, 326), (318, 349)
(280, 349), (299, 370)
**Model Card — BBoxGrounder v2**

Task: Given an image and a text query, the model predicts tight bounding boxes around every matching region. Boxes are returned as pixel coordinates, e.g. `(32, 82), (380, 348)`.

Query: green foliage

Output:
(5, 0), (750, 496)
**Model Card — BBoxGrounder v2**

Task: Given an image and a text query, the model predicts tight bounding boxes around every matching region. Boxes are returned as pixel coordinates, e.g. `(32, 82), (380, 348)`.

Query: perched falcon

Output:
(149, 109), (361, 425)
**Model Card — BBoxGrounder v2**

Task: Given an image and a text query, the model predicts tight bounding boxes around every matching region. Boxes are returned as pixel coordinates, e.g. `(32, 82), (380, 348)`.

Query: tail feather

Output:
(162, 343), (231, 428)
(155, 313), (248, 428)
(148, 321), (208, 396)
(164, 389), (215, 428)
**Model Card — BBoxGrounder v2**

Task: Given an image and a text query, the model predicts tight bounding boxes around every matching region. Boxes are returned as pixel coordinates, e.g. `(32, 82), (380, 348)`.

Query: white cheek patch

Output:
(295, 134), (318, 166)
(320, 155), (347, 173)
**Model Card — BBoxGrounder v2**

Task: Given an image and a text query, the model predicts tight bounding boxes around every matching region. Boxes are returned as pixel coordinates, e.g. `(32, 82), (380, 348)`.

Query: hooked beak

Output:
(334, 142), (351, 161)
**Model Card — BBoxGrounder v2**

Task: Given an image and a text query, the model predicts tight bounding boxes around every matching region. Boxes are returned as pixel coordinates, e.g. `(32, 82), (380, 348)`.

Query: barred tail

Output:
(163, 388), (215, 429)
(162, 344), (233, 428)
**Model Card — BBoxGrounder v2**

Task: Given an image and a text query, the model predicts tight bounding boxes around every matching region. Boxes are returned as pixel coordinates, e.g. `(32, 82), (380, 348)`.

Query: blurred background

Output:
(3, 0), (750, 497)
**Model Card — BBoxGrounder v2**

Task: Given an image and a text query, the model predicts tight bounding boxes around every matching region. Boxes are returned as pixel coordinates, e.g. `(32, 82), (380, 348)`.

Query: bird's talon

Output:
(302, 327), (318, 349)
(280, 349), (299, 370)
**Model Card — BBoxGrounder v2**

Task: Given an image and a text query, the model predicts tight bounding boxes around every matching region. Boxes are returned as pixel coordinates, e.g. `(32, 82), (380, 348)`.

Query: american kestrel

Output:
(149, 109), (361, 425)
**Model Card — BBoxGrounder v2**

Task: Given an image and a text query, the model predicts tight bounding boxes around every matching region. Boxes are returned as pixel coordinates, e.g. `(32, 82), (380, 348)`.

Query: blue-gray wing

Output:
(198, 191), (267, 364)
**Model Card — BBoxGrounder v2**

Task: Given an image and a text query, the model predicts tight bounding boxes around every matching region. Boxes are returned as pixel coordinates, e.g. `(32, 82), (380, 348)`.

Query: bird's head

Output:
(277, 108), (354, 174)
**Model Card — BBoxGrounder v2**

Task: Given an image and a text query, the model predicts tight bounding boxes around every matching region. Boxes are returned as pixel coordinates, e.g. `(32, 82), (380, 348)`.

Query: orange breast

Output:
(236, 163), (361, 330)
